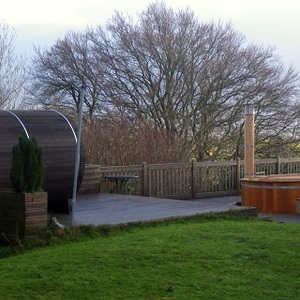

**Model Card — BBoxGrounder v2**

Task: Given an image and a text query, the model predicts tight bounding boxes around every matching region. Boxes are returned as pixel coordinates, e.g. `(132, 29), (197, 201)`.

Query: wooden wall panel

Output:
(0, 110), (85, 212)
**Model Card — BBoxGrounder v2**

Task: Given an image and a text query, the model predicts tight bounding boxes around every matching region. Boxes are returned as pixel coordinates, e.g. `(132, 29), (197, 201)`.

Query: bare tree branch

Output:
(0, 21), (26, 109)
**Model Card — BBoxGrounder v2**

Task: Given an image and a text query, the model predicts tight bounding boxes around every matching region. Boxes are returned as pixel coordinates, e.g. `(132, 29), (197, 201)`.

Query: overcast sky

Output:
(2, 0), (300, 72)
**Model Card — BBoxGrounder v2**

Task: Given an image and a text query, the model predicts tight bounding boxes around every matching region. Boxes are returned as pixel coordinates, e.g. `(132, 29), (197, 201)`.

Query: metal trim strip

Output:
(5, 110), (30, 138)
(51, 110), (77, 143)
(241, 183), (300, 190)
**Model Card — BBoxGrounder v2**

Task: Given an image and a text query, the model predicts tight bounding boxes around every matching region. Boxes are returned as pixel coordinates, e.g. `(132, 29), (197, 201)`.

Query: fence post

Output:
(277, 156), (281, 174)
(142, 162), (148, 197)
(191, 160), (196, 199)
(236, 157), (241, 196)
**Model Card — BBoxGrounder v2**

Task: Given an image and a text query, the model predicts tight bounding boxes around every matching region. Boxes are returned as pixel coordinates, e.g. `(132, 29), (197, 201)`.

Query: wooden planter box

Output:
(0, 190), (48, 241)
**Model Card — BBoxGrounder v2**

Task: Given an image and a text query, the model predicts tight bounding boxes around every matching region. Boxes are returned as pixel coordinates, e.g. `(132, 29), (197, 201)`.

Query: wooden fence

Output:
(78, 157), (300, 199)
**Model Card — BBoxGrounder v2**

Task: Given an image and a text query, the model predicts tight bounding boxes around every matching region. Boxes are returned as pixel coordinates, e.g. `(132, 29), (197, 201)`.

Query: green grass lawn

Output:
(1, 213), (300, 299)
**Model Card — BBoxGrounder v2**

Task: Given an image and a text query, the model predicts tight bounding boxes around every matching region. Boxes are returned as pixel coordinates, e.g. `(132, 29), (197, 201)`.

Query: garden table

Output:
(105, 174), (138, 194)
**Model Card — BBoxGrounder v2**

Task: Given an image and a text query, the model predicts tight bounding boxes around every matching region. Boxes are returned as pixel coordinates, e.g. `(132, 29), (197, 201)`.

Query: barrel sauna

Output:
(0, 110), (85, 211)
(241, 174), (300, 214)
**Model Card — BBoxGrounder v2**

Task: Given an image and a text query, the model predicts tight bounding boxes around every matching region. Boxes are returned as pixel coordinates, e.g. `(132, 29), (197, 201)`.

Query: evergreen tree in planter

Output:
(10, 133), (44, 193)
(0, 134), (47, 241)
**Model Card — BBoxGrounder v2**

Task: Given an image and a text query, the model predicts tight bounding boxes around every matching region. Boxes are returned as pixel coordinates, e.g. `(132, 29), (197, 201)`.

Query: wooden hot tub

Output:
(241, 174), (300, 214)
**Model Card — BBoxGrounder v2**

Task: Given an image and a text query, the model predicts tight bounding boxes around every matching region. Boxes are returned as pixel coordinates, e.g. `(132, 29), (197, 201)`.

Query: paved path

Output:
(55, 193), (242, 227)
(258, 213), (300, 223)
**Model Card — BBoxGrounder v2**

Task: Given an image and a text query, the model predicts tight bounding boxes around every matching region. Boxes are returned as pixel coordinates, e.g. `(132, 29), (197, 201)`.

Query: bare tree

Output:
(87, 3), (300, 160)
(29, 30), (109, 120)
(0, 21), (26, 109)
(29, 2), (300, 161)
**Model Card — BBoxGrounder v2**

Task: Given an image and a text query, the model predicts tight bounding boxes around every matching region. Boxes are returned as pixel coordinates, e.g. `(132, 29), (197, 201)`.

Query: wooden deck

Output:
(54, 193), (243, 227)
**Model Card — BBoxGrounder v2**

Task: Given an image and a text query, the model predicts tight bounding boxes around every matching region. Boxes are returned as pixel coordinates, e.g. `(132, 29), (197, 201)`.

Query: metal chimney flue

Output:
(244, 105), (255, 178)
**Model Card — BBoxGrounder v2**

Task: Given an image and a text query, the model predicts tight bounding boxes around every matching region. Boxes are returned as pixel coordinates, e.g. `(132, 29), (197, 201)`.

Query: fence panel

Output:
(254, 159), (277, 175)
(280, 158), (300, 174)
(147, 163), (192, 198)
(79, 157), (300, 199)
(194, 161), (237, 197)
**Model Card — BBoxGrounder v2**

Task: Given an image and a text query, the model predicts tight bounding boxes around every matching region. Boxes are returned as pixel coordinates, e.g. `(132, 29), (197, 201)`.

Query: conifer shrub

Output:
(10, 133), (44, 193)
